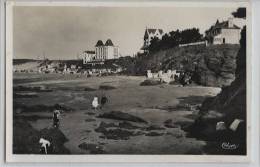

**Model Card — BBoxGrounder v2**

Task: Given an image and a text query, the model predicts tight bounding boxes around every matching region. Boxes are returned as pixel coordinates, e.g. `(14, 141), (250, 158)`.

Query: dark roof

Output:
(84, 50), (95, 54)
(95, 40), (104, 47)
(144, 28), (164, 40)
(206, 20), (240, 34)
(147, 28), (164, 35)
(105, 39), (114, 46)
(215, 21), (240, 29)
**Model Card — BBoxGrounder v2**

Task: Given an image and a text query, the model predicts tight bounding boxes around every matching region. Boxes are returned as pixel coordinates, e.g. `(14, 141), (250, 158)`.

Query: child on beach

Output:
(53, 110), (61, 128)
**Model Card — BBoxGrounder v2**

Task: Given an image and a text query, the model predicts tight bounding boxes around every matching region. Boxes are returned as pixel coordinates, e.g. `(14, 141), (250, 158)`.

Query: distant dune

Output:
(13, 59), (41, 71)
(13, 59), (82, 71)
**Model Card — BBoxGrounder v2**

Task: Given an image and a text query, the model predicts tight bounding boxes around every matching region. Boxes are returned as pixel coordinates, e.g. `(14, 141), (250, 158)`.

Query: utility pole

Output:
(43, 51), (46, 60)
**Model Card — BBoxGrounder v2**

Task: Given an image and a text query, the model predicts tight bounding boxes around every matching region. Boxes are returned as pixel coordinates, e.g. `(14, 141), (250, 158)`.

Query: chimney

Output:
(228, 17), (234, 28)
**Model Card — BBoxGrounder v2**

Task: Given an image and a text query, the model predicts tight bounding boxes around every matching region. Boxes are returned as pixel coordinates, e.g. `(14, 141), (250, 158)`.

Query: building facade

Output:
(95, 39), (119, 60)
(81, 39), (119, 64)
(205, 18), (241, 45)
(82, 51), (95, 64)
(142, 28), (164, 50)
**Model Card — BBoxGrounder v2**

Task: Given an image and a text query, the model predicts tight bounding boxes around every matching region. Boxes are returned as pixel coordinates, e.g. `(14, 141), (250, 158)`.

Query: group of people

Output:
(178, 72), (192, 86)
(51, 95), (108, 128)
(92, 96), (108, 110)
(146, 69), (193, 86)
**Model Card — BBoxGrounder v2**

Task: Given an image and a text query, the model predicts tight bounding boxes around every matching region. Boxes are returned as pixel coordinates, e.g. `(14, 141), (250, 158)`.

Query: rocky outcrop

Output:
(13, 118), (70, 154)
(97, 111), (148, 123)
(186, 27), (247, 155)
(134, 44), (240, 87)
(200, 27), (246, 126)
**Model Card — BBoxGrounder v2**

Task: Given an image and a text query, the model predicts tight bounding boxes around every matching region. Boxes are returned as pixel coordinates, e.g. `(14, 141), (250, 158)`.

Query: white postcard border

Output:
(5, 0), (252, 163)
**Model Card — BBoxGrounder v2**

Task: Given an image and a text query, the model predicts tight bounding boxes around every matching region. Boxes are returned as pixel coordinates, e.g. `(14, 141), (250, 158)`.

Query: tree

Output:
(147, 28), (203, 52)
(179, 28), (203, 44)
(232, 8), (246, 19)
(149, 37), (160, 52)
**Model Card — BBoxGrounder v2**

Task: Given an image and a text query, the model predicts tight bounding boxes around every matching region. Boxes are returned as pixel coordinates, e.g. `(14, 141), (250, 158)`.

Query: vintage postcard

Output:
(5, 0), (251, 163)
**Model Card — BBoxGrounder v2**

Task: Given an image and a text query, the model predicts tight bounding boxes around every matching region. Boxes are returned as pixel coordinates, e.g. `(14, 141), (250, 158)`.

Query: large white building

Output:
(81, 39), (119, 64)
(95, 39), (119, 60)
(205, 18), (241, 45)
(142, 28), (164, 50)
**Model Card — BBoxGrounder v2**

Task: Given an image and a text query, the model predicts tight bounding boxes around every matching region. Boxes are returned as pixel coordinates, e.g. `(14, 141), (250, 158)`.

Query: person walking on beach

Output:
(100, 96), (108, 109)
(53, 110), (60, 128)
(39, 138), (51, 154)
(92, 97), (99, 111)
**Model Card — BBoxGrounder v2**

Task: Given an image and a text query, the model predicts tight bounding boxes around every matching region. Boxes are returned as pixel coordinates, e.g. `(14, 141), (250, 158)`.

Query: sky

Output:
(13, 6), (241, 60)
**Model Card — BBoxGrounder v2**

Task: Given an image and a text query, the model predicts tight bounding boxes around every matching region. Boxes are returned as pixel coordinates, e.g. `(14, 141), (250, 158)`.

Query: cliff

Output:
(201, 26), (246, 125)
(186, 27), (247, 155)
(134, 44), (240, 87)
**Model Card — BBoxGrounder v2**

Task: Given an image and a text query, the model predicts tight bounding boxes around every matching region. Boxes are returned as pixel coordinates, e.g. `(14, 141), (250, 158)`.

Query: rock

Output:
(95, 122), (117, 133)
(97, 111), (147, 123)
(39, 128), (70, 154)
(229, 119), (244, 132)
(132, 44), (239, 87)
(13, 118), (70, 154)
(78, 143), (106, 154)
(145, 132), (164, 136)
(166, 132), (183, 138)
(85, 112), (95, 115)
(95, 121), (145, 140)
(140, 79), (161, 86)
(96, 128), (135, 140)
(186, 28), (247, 155)
(145, 125), (165, 131)
(14, 115), (52, 121)
(164, 119), (179, 128)
(216, 121), (226, 131)
(85, 118), (96, 122)
(13, 103), (73, 113)
(99, 85), (116, 90)
(202, 110), (224, 119)
(118, 121), (141, 129)
(84, 87), (97, 91)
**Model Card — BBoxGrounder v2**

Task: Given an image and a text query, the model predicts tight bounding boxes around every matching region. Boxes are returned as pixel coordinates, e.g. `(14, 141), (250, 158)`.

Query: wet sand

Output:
(14, 73), (221, 154)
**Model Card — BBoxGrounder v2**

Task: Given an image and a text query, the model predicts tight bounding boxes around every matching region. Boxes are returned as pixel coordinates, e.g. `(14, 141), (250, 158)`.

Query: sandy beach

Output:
(13, 73), (221, 154)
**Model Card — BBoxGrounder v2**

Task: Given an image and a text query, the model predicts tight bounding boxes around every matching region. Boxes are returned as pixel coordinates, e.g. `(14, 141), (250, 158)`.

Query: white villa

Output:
(205, 18), (241, 45)
(142, 28), (164, 50)
(81, 39), (119, 64)
(82, 51), (95, 64)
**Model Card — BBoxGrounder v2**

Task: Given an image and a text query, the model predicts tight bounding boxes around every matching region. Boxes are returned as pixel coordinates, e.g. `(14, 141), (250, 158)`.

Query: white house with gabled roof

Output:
(205, 18), (241, 45)
(142, 28), (164, 50)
